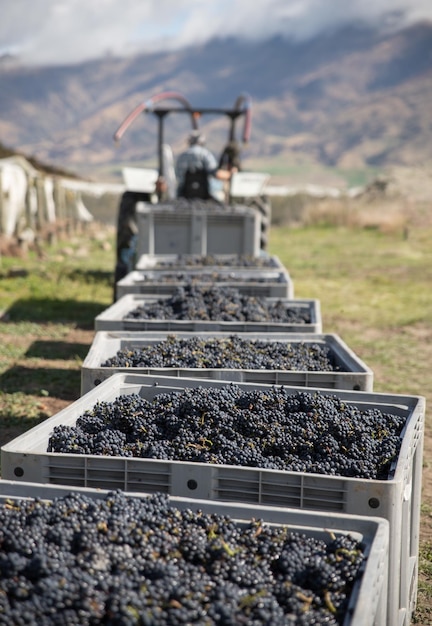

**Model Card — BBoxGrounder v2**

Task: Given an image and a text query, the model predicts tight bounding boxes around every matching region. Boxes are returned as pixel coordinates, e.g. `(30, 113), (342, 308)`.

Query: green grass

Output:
(416, 542), (432, 625)
(0, 218), (431, 621)
(268, 225), (432, 396)
(0, 224), (116, 441)
(0, 229), (115, 315)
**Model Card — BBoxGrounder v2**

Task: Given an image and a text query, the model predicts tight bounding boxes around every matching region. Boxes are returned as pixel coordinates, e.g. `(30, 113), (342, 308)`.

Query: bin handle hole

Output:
(187, 479), (198, 490)
(14, 467), (24, 478)
(368, 497), (380, 509)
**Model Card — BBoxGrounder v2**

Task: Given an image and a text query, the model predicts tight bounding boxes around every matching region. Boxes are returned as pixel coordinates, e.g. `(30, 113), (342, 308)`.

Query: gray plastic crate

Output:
(116, 267), (294, 299)
(136, 202), (261, 256)
(135, 252), (286, 271)
(0, 479), (389, 626)
(1, 374), (424, 625)
(94, 293), (322, 333)
(80, 331), (373, 395)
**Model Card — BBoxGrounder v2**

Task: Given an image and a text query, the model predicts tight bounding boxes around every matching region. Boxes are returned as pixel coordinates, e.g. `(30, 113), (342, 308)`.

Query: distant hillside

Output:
(0, 20), (432, 187)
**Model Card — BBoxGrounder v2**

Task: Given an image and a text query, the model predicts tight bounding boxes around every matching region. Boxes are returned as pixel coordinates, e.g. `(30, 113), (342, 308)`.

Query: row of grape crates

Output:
(92, 249), (427, 626)
(0, 251), (425, 626)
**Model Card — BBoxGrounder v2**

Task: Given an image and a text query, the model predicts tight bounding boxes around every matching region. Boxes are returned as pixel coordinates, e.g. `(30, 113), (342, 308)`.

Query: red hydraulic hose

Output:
(113, 91), (196, 142)
(113, 102), (147, 142)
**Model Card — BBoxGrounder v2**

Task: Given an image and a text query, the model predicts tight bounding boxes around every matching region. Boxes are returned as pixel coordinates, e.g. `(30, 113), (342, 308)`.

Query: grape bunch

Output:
(101, 335), (337, 371)
(123, 285), (311, 323)
(48, 387), (405, 479)
(0, 490), (366, 625)
(152, 254), (278, 269)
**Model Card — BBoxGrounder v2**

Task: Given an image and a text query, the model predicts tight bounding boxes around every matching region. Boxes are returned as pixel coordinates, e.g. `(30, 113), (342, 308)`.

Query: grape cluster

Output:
(101, 335), (337, 371)
(124, 285), (311, 323)
(48, 387), (405, 479)
(0, 490), (366, 625)
(152, 254), (278, 269)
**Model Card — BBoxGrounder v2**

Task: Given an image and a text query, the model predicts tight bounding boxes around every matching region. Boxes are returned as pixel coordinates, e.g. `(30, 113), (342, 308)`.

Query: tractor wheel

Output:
(113, 191), (151, 300)
(253, 195), (272, 220)
(246, 195), (272, 250)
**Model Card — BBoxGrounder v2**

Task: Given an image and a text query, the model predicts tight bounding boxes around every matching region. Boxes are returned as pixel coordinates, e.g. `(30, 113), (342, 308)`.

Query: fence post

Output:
(25, 173), (36, 232)
(35, 176), (47, 234)
(53, 178), (67, 236)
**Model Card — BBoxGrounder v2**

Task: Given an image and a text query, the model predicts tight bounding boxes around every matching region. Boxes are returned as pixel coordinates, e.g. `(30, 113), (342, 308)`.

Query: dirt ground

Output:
(0, 328), (95, 445)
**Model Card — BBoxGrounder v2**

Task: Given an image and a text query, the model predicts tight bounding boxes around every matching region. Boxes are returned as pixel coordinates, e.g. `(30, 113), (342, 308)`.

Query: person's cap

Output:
(188, 130), (205, 146)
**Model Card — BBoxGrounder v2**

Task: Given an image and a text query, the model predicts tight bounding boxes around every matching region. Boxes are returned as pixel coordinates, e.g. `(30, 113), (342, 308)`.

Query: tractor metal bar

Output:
(147, 108), (246, 117)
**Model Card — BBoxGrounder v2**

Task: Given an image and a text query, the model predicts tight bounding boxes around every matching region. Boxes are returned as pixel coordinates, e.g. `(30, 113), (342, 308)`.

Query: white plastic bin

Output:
(135, 201), (261, 256)
(80, 331), (373, 395)
(135, 253), (286, 271)
(0, 479), (389, 626)
(116, 267), (294, 299)
(94, 293), (322, 333)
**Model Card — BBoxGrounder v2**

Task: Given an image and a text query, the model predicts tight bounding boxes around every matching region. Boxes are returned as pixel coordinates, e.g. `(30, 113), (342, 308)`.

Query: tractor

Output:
(112, 91), (272, 293)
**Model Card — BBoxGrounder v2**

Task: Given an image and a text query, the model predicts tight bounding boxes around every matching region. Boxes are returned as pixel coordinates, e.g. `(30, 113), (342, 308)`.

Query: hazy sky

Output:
(1, 0), (431, 66)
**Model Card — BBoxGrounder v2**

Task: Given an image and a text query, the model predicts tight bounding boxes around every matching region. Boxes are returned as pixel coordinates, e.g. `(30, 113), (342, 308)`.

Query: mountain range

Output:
(1, 20), (432, 188)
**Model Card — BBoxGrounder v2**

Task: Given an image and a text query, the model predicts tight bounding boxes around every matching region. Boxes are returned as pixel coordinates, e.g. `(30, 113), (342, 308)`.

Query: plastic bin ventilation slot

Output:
(1, 375), (424, 626)
(0, 479), (389, 626)
(80, 331), (373, 395)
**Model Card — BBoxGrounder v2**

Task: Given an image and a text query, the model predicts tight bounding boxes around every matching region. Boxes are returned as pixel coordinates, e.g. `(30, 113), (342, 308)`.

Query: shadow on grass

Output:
(2, 297), (108, 329)
(25, 340), (91, 361)
(0, 365), (81, 400)
(60, 268), (114, 285)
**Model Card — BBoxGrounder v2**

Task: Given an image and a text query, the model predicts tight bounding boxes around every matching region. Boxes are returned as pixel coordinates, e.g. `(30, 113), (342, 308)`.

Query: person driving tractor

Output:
(175, 130), (237, 200)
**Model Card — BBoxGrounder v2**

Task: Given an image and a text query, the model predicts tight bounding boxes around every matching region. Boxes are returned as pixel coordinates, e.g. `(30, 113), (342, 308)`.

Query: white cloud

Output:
(1, 0), (431, 66)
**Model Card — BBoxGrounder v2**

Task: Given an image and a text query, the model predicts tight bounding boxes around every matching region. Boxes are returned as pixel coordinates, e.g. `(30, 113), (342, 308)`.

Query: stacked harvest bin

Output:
(0, 203), (425, 626)
(134, 201), (263, 256)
